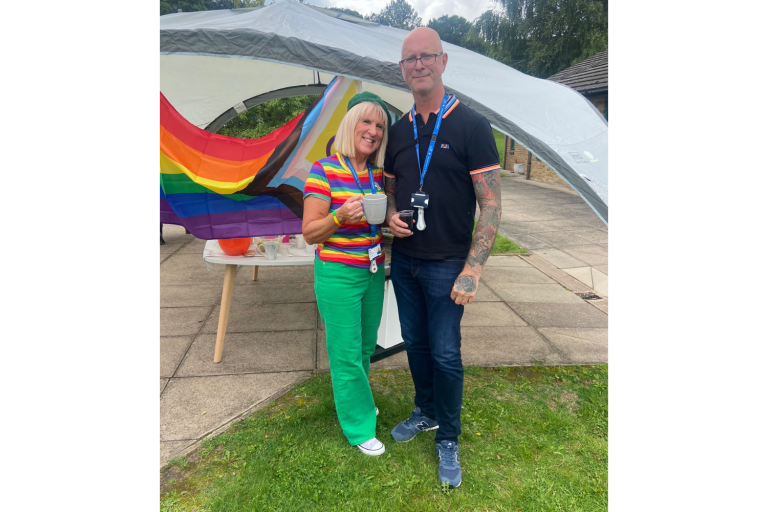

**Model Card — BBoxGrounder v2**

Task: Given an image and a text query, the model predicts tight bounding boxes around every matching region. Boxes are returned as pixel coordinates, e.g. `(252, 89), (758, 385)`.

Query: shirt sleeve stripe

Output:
(469, 164), (501, 175)
(383, 171), (395, 178)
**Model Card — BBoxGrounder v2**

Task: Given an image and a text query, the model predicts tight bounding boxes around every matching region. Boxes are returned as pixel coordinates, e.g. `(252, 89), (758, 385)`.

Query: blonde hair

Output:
(334, 101), (388, 168)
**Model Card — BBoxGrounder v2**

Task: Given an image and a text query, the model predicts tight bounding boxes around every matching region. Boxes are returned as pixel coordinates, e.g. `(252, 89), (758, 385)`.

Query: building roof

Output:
(548, 49), (608, 95)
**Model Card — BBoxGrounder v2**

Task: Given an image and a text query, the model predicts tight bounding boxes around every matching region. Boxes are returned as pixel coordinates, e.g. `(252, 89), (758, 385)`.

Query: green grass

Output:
(474, 219), (527, 254)
(493, 128), (505, 165)
(161, 365), (607, 512)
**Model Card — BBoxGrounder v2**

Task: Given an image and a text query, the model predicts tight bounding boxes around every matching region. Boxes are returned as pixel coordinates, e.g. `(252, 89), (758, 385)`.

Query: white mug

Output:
(262, 240), (279, 260)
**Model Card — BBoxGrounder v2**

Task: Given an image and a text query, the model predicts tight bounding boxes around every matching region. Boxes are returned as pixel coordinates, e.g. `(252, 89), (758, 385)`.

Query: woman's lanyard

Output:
(341, 155), (380, 264)
(412, 94), (450, 192)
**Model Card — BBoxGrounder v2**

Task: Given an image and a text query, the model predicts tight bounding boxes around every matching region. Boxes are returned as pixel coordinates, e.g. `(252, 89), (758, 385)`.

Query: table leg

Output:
(213, 264), (237, 363)
(252, 266), (259, 281)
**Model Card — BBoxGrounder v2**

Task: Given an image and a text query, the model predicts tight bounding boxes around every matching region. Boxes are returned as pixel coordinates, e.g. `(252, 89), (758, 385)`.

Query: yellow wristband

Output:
(332, 210), (343, 227)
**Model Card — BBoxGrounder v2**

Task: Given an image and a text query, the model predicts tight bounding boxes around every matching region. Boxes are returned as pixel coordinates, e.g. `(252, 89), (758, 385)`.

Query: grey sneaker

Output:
(436, 440), (461, 488)
(390, 407), (439, 442)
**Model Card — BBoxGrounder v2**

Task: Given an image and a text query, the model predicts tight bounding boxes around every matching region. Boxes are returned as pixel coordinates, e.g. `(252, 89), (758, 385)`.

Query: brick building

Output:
(503, 49), (608, 187)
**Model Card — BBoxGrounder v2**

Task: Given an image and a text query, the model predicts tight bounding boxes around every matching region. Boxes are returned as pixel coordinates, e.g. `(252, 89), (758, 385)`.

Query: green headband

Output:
(347, 91), (392, 129)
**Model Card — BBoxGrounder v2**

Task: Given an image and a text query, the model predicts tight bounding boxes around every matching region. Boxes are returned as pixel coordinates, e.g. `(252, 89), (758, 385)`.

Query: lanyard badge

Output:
(410, 94), (452, 231)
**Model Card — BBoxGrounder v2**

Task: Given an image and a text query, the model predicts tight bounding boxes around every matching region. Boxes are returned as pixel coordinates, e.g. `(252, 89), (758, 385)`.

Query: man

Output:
(384, 27), (502, 489)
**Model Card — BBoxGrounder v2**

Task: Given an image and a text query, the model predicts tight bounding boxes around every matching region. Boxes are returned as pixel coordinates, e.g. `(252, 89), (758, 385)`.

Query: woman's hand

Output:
(335, 194), (364, 224)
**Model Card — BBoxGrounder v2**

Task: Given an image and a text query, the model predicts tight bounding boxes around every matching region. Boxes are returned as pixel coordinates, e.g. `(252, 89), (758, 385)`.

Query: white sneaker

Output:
(375, 407), (379, 416)
(357, 438), (385, 456)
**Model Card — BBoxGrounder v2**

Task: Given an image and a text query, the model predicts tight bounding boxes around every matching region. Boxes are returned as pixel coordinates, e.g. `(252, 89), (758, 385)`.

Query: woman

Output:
(302, 92), (390, 456)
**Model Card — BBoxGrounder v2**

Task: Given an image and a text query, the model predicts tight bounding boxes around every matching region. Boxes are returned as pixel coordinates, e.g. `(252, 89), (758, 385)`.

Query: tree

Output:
(217, 96), (317, 139)
(428, 14), (489, 55)
(427, 15), (472, 47)
(160, 0), (264, 16)
(366, 0), (422, 30)
(477, 0), (608, 78)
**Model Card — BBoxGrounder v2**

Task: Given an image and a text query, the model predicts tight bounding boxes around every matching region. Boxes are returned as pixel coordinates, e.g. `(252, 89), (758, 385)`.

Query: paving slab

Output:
(563, 267), (593, 288)
(160, 307), (212, 337)
(461, 326), (567, 366)
(532, 248), (587, 269)
(201, 303), (317, 334)
(574, 216), (608, 229)
(562, 245), (609, 267)
(499, 221), (561, 234)
(161, 336), (195, 378)
(175, 330), (316, 376)
(528, 231), (595, 248)
(509, 302), (608, 328)
(518, 253), (592, 293)
(474, 281), (503, 302)
(161, 243), (182, 256)
(161, 440), (196, 466)
(161, 224), (194, 244)
(161, 285), (223, 308)
(594, 264), (609, 276)
(231, 281), (317, 305)
(160, 371), (309, 442)
(538, 328), (608, 364)
(161, 378), (169, 395)
(174, 238), (208, 254)
(484, 282), (585, 304)
(589, 298), (608, 314)
(160, 253), (229, 286)
(461, 302), (528, 327)
(567, 228), (608, 244)
(591, 268), (609, 297)
(504, 233), (553, 251)
(481, 266), (556, 285)
(484, 255), (533, 267)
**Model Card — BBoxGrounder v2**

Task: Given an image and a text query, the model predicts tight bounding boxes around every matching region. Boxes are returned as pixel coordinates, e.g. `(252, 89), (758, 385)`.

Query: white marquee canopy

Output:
(161, 0), (608, 222)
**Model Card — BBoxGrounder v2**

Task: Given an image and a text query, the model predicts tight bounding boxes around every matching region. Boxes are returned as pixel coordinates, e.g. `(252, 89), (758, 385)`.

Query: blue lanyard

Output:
(342, 155), (378, 245)
(412, 94), (450, 191)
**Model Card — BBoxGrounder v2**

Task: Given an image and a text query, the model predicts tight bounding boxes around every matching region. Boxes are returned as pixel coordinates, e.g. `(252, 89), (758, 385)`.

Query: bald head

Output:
(400, 27), (448, 99)
(401, 27), (443, 60)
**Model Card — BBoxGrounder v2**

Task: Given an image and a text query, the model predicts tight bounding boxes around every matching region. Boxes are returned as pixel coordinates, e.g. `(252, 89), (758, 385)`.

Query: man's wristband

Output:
(332, 210), (343, 227)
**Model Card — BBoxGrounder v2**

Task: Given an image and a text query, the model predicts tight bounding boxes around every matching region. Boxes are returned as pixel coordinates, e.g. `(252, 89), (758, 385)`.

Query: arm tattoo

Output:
(455, 274), (477, 293)
(467, 169), (502, 271)
(385, 176), (398, 223)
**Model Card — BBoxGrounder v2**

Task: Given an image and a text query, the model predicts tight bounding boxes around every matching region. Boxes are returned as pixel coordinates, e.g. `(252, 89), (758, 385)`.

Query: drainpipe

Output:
(502, 136), (508, 170)
(525, 151), (532, 180)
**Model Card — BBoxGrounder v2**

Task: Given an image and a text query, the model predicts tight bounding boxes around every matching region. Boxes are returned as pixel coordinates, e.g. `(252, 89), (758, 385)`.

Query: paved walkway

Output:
(159, 176), (608, 467)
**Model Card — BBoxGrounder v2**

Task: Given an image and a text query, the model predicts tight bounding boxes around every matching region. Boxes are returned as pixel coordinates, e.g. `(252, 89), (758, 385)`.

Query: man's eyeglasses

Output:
(399, 53), (443, 69)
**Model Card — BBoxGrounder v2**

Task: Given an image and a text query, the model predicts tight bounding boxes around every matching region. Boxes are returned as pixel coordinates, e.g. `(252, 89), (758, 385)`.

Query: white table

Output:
(203, 239), (315, 362)
(202, 239), (403, 363)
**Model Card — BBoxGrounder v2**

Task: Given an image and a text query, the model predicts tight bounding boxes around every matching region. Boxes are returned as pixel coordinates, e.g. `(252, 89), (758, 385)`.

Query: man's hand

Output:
(450, 271), (479, 305)
(388, 213), (413, 238)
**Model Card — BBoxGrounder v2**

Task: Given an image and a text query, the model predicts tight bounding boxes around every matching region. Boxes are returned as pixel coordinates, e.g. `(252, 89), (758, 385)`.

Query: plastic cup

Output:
(361, 194), (387, 225)
(398, 210), (414, 233)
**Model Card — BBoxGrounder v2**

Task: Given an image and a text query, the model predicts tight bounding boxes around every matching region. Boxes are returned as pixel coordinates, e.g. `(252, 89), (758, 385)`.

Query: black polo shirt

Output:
(384, 96), (500, 260)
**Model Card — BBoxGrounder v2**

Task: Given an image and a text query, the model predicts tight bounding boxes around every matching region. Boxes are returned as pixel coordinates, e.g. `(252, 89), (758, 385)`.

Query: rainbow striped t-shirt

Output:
(303, 154), (386, 269)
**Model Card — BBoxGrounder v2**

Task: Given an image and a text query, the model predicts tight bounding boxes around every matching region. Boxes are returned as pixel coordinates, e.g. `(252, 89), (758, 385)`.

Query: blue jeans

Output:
(390, 249), (465, 444)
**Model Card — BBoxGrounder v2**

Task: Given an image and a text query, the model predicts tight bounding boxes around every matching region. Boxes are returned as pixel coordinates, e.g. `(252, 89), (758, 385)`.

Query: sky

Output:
(310, 0), (497, 24)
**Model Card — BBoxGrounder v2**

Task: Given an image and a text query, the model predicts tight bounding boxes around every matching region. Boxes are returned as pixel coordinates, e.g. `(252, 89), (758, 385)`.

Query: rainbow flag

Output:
(160, 76), (361, 239)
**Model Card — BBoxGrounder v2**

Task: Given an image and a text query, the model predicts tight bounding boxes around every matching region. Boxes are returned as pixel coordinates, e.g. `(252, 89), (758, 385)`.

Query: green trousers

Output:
(314, 256), (385, 446)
